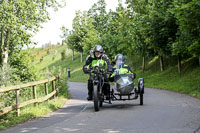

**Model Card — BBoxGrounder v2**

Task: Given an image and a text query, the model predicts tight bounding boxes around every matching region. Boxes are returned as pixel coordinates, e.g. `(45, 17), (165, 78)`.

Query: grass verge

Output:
(0, 45), (70, 130)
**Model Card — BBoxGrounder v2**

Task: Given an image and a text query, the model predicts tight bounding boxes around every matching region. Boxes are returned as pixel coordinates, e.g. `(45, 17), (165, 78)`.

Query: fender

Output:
(138, 78), (144, 94)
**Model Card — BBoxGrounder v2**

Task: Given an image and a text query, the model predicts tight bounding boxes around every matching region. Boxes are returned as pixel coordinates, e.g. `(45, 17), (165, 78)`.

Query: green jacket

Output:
(90, 59), (108, 70)
(86, 55), (94, 61)
(111, 64), (132, 77)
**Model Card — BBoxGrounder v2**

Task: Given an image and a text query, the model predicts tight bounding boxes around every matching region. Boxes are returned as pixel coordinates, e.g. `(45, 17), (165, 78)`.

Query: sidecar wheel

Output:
(93, 85), (100, 111)
(140, 93), (143, 105)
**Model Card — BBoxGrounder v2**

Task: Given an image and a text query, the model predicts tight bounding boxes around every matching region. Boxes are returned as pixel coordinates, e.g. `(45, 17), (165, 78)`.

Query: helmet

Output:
(93, 45), (104, 53)
(90, 49), (94, 54)
(115, 54), (125, 62)
(115, 54), (125, 69)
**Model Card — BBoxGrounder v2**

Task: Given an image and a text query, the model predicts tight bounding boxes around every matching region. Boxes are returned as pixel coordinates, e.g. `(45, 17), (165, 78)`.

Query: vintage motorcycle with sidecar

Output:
(88, 61), (144, 112)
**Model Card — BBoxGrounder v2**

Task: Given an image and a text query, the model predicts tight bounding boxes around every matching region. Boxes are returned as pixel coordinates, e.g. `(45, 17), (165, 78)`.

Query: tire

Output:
(138, 78), (144, 105)
(99, 93), (104, 107)
(93, 85), (100, 111)
(140, 93), (143, 105)
(100, 99), (103, 107)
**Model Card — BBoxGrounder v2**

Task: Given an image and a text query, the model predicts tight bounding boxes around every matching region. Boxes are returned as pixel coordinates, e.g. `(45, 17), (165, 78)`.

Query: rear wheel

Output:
(93, 85), (100, 111)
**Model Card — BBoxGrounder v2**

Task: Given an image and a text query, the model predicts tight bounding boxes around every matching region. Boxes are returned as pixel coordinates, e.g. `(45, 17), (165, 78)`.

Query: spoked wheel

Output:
(93, 85), (100, 111)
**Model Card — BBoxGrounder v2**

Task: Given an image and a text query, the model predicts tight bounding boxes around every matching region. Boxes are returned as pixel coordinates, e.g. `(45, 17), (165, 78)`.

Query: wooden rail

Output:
(0, 73), (61, 116)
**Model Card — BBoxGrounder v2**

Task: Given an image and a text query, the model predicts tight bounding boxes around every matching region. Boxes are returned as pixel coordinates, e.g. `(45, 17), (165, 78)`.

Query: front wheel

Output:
(93, 85), (100, 111)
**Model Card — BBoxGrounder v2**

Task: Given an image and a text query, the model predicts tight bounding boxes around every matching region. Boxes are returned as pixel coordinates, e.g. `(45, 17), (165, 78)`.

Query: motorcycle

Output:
(88, 62), (144, 112)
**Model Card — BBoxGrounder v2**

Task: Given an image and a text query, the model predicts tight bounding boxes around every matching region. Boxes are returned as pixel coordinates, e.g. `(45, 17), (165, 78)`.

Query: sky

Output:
(32, 0), (124, 48)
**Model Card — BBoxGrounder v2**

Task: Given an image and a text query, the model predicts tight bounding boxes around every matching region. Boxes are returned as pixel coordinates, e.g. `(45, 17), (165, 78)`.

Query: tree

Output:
(172, 0), (200, 67)
(0, 0), (62, 73)
(88, 0), (108, 37)
(65, 11), (98, 62)
(126, 0), (153, 72)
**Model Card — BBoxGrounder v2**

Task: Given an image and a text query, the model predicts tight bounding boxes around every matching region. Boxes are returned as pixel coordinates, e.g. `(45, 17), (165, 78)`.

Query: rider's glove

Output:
(83, 65), (89, 74)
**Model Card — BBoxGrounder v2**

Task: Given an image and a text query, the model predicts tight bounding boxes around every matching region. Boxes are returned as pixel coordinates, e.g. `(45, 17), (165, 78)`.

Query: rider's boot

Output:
(87, 80), (93, 100)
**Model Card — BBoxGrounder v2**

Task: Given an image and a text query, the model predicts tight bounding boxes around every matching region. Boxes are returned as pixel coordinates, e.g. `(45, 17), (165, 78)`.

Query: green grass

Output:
(0, 44), (70, 130)
(0, 98), (67, 130)
(58, 51), (200, 99)
(133, 56), (200, 98)
(0, 73), (69, 130)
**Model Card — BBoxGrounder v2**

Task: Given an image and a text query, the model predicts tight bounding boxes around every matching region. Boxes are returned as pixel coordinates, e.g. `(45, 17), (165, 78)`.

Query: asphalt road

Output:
(1, 82), (200, 133)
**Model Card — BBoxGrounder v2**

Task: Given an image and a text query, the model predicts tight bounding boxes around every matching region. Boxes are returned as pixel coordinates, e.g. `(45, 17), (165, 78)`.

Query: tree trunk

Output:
(72, 49), (74, 61)
(177, 54), (181, 73)
(142, 56), (145, 73)
(0, 28), (4, 67)
(159, 55), (164, 72)
(2, 30), (10, 72)
(81, 51), (83, 63)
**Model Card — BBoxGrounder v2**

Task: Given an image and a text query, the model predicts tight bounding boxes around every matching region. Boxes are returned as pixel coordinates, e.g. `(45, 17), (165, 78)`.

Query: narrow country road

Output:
(1, 82), (200, 133)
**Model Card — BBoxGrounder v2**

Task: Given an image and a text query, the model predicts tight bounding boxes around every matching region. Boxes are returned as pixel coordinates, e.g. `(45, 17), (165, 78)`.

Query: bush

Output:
(9, 50), (39, 82)
(0, 65), (19, 108)
(61, 50), (66, 60)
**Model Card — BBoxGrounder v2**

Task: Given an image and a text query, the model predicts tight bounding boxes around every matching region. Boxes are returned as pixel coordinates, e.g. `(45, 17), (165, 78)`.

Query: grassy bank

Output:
(61, 52), (200, 99)
(0, 74), (69, 130)
(0, 45), (70, 130)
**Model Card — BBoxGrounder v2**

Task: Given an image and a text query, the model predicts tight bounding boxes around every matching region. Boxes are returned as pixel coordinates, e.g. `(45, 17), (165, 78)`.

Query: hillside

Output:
(31, 45), (200, 99)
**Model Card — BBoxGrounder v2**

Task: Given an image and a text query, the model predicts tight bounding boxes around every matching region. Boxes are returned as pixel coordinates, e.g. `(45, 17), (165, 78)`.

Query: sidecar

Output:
(109, 73), (144, 105)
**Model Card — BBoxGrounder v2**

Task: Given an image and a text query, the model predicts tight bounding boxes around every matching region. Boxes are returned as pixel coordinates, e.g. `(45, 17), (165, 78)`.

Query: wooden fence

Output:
(0, 73), (61, 117)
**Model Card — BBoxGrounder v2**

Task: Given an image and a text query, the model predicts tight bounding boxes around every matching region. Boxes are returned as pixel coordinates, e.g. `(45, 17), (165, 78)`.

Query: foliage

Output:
(171, 0), (200, 57)
(9, 50), (39, 82)
(62, 0), (200, 72)
(0, 65), (16, 87)
(0, 44), (69, 130)
(63, 11), (98, 53)
(87, 0), (108, 37)
(0, 0), (64, 77)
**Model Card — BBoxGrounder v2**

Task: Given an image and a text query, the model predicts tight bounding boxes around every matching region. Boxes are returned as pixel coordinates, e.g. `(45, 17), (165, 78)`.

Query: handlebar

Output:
(88, 66), (109, 75)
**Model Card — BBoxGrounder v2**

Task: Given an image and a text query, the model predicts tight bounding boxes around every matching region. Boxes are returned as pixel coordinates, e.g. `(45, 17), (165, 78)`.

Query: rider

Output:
(86, 49), (94, 61)
(109, 54), (134, 82)
(83, 45), (112, 100)
(85, 49), (94, 100)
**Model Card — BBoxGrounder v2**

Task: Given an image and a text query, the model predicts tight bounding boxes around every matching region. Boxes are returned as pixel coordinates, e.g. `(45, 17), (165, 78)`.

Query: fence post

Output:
(33, 85), (37, 106)
(58, 74), (60, 83)
(52, 80), (56, 98)
(45, 83), (49, 101)
(16, 89), (20, 117)
(45, 83), (48, 95)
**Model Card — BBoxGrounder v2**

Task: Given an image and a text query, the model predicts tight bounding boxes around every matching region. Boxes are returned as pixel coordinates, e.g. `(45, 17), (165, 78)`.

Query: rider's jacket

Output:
(86, 55), (94, 61)
(111, 64), (133, 77)
(85, 54), (111, 70)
